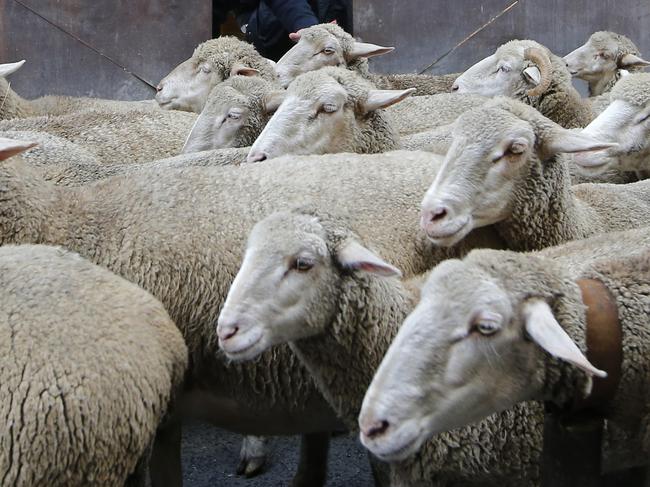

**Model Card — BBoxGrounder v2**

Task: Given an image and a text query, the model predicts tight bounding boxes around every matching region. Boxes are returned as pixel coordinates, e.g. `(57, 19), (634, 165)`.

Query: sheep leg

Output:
(236, 435), (268, 477)
(290, 432), (331, 487)
(149, 414), (183, 487)
(124, 441), (152, 487)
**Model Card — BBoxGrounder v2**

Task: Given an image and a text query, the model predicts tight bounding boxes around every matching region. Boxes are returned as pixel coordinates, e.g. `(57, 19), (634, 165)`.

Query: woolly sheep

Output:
(453, 40), (593, 128)
(275, 23), (460, 95)
(156, 36), (277, 113)
(0, 107), (197, 164)
(0, 142), (505, 485)
(247, 67), (414, 162)
(420, 97), (650, 251)
(572, 73), (650, 179)
(217, 207), (545, 486)
(0, 60), (158, 121)
(360, 227), (650, 473)
(182, 75), (277, 153)
(0, 243), (187, 486)
(564, 31), (650, 96)
(0, 130), (100, 167)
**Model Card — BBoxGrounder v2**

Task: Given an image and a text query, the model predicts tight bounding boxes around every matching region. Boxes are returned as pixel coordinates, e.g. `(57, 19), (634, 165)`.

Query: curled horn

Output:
(524, 47), (552, 97)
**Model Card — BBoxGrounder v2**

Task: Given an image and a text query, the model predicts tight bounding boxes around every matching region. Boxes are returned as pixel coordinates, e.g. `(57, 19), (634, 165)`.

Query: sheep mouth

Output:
(422, 216), (471, 247)
(362, 428), (422, 462)
(220, 329), (265, 360)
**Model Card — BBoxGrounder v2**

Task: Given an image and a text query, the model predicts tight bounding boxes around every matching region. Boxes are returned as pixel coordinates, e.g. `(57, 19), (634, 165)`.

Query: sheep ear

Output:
(337, 240), (402, 277)
(619, 53), (650, 69)
(0, 60), (26, 78)
(0, 137), (37, 161)
(360, 88), (415, 113)
(523, 66), (541, 86)
(230, 63), (259, 77)
(262, 90), (287, 114)
(348, 41), (394, 60)
(542, 128), (617, 156)
(523, 299), (607, 378)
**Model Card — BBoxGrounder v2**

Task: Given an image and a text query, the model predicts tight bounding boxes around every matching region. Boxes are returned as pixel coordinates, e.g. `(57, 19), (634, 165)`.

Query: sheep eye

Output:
(199, 65), (211, 74)
(227, 110), (242, 120)
(321, 103), (338, 114)
(497, 65), (510, 73)
(470, 312), (502, 336)
(322, 47), (336, 55)
(291, 257), (315, 272)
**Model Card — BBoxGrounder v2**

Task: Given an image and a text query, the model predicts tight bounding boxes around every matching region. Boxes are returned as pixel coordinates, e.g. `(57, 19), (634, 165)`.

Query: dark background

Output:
(1, 0), (649, 100)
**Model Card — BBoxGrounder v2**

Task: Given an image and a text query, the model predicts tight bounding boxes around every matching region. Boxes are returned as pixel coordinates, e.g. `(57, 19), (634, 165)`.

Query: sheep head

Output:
(419, 98), (615, 247)
(275, 23), (393, 88)
(217, 209), (400, 361)
(359, 250), (603, 462)
(452, 40), (555, 99)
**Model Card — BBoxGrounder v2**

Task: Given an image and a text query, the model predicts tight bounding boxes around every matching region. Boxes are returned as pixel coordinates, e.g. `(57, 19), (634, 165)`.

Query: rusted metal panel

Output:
(354, 0), (650, 87)
(0, 0), (212, 100)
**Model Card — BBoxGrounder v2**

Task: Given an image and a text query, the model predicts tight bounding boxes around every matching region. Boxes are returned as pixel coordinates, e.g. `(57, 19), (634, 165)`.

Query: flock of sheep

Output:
(1, 21), (650, 487)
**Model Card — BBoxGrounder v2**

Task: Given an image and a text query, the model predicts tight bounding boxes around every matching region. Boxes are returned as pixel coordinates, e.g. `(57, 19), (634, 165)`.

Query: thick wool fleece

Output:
(610, 72), (650, 107)
(0, 150), (504, 438)
(387, 93), (487, 135)
(284, 211), (542, 486)
(486, 99), (650, 250)
(192, 36), (278, 83)
(288, 66), (400, 153)
(0, 107), (197, 164)
(0, 77), (158, 121)
(498, 40), (594, 128)
(0, 130), (101, 167)
(0, 244), (187, 487)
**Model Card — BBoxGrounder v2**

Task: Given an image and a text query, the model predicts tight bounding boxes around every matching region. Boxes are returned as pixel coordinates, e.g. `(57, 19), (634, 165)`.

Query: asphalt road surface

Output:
(182, 420), (374, 486)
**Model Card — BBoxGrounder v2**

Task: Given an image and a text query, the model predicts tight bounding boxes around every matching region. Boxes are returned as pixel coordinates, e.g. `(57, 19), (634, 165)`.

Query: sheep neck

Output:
(496, 154), (592, 251)
(354, 110), (400, 154)
(289, 274), (416, 428)
(588, 72), (619, 97)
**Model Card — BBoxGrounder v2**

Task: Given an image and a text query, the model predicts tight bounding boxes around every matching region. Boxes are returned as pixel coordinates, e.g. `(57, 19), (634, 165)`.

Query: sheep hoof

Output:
(237, 435), (268, 477)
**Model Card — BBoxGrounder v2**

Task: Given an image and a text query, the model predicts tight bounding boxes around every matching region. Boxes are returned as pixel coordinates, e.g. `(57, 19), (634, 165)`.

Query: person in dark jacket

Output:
(214, 0), (351, 60)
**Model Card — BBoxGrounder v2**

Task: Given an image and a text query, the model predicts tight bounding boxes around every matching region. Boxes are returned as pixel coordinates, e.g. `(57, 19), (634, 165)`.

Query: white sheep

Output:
(0, 60), (158, 121)
(420, 97), (650, 251)
(0, 242), (187, 486)
(0, 141), (506, 485)
(360, 226), (650, 477)
(156, 36), (277, 113)
(275, 23), (460, 95)
(0, 107), (197, 164)
(453, 40), (593, 128)
(572, 73), (650, 179)
(564, 31), (649, 96)
(247, 67), (415, 161)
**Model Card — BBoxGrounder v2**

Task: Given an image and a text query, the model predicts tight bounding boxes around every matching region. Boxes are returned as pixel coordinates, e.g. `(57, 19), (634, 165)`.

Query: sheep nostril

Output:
(451, 83), (459, 92)
(248, 152), (268, 163)
(430, 207), (448, 222)
(156, 84), (163, 92)
(219, 326), (239, 341)
(365, 420), (390, 439)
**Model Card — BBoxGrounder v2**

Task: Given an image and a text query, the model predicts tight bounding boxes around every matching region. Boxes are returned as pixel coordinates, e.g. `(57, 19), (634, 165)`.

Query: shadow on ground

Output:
(182, 420), (374, 486)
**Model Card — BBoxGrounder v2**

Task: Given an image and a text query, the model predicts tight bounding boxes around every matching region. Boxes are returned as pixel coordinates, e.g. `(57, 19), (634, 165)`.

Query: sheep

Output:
(0, 243), (188, 486)
(0, 130), (101, 167)
(182, 75), (277, 153)
(360, 226), (650, 477)
(419, 97), (650, 251)
(0, 107), (197, 164)
(275, 23), (460, 95)
(0, 60), (158, 121)
(453, 40), (594, 128)
(572, 73), (650, 179)
(0, 140), (505, 485)
(564, 31), (650, 96)
(247, 66), (415, 162)
(156, 36), (278, 113)
(222, 213), (649, 484)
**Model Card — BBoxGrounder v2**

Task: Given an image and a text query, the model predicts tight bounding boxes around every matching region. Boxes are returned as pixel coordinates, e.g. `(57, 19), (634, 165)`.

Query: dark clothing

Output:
(214, 0), (351, 61)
